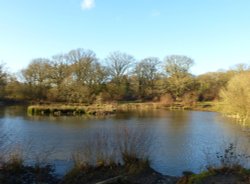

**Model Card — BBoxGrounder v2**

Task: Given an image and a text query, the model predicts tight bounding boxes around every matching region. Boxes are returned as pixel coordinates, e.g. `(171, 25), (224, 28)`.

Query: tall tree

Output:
(50, 54), (71, 87)
(4, 75), (26, 101)
(164, 55), (195, 100)
(105, 51), (135, 100)
(230, 63), (249, 73)
(0, 63), (7, 99)
(21, 58), (52, 100)
(165, 55), (194, 77)
(134, 57), (160, 99)
(61, 49), (108, 103)
(67, 49), (97, 85)
(106, 51), (135, 83)
(45, 54), (72, 101)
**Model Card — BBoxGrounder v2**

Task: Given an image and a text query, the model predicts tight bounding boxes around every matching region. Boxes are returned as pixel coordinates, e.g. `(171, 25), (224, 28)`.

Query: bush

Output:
(159, 94), (174, 106)
(220, 72), (250, 124)
(65, 126), (153, 183)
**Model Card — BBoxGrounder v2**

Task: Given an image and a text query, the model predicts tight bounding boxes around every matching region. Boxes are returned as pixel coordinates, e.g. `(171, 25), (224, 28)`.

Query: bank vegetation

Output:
(0, 49), (250, 122)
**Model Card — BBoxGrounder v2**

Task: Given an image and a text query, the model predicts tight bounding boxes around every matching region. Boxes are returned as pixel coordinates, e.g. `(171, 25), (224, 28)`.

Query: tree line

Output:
(0, 48), (249, 105)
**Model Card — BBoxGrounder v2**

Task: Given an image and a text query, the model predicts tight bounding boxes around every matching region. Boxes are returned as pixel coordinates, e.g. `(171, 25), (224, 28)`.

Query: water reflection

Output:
(0, 106), (250, 176)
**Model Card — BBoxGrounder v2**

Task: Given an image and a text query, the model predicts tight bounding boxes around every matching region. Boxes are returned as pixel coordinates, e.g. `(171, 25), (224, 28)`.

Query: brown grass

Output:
(70, 126), (153, 175)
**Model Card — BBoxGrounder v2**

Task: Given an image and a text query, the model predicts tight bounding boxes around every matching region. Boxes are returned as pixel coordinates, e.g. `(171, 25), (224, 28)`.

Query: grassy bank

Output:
(27, 101), (219, 116)
(2, 157), (250, 184)
(1, 141), (250, 184)
(1, 156), (250, 184)
(116, 101), (219, 112)
(27, 104), (117, 116)
(0, 153), (177, 184)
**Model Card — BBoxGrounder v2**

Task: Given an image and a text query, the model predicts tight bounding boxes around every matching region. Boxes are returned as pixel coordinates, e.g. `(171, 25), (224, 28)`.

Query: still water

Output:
(0, 106), (250, 176)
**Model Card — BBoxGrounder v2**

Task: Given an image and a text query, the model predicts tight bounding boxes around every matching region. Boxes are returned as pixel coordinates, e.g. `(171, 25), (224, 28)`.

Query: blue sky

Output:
(0, 0), (250, 74)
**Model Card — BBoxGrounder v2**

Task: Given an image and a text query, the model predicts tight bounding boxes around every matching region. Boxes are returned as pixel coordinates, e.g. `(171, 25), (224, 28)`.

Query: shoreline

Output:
(1, 158), (249, 184)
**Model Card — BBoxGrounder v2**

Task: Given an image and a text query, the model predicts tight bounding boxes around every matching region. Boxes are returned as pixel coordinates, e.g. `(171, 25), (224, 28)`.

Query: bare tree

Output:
(230, 63), (250, 73)
(21, 58), (52, 100)
(165, 55), (194, 77)
(67, 48), (96, 63)
(164, 55), (195, 100)
(50, 54), (71, 86)
(134, 57), (160, 99)
(55, 49), (109, 103)
(0, 63), (7, 98)
(106, 51), (135, 83)
(67, 49), (97, 84)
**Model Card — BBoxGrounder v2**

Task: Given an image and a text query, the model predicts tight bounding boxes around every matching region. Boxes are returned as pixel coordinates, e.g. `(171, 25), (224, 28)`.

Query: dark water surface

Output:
(0, 106), (250, 176)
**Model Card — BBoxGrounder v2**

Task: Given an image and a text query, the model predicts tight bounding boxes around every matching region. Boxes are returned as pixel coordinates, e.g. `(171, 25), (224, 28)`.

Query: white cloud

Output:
(81, 0), (95, 10)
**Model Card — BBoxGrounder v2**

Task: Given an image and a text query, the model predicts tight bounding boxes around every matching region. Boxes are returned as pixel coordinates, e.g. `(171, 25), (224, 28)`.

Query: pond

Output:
(0, 105), (250, 176)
